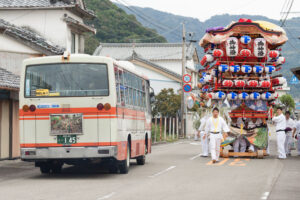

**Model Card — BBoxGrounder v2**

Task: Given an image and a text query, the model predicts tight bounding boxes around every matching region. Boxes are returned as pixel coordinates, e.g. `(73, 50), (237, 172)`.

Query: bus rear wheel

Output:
(40, 164), (51, 174)
(119, 143), (130, 174)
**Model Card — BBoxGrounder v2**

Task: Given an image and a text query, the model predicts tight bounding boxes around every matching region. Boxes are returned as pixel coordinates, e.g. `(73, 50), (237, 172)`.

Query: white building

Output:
(0, 0), (95, 160)
(94, 43), (199, 94)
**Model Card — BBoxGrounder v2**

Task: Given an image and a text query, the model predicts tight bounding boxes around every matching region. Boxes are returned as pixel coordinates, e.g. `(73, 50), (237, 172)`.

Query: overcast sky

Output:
(111, 0), (300, 22)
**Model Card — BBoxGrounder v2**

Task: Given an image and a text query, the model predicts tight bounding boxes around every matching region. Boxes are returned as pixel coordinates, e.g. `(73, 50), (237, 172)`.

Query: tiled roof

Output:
(0, 0), (95, 18)
(64, 16), (96, 34)
(0, 67), (20, 90)
(0, 18), (65, 55)
(0, 0), (76, 8)
(94, 43), (198, 61)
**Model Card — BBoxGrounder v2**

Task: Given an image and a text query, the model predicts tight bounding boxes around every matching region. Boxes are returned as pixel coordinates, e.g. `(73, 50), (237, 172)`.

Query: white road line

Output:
(261, 192), (270, 200)
(190, 142), (201, 145)
(189, 153), (202, 160)
(149, 166), (176, 178)
(97, 192), (116, 200)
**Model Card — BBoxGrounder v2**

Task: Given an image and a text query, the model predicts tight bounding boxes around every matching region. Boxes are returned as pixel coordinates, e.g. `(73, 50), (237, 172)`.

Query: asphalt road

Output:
(0, 138), (300, 200)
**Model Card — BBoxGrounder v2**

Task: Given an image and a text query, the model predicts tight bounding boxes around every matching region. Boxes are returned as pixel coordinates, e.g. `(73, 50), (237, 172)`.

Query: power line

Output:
(114, 0), (182, 38)
(280, 0), (294, 27)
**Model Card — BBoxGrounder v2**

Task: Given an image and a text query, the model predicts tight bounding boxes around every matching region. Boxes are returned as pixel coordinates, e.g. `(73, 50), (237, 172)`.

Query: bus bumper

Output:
(21, 146), (118, 160)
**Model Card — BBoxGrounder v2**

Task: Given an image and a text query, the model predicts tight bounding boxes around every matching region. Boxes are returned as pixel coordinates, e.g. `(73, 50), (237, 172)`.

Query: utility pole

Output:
(180, 22), (186, 138)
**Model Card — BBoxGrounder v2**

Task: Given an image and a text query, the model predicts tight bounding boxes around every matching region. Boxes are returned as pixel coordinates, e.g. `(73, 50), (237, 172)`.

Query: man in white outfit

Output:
(204, 107), (230, 163)
(272, 107), (287, 159)
(285, 111), (295, 156)
(198, 115), (209, 157)
(293, 117), (300, 156)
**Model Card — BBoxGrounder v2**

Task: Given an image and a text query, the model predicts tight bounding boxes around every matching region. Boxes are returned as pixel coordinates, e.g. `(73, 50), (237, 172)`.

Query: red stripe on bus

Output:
(20, 142), (119, 148)
(19, 107), (117, 116)
(19, 118), (50, 120)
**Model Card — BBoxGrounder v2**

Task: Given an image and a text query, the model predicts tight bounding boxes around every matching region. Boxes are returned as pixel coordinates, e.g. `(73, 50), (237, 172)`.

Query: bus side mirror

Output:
(150, 92), (155, 104)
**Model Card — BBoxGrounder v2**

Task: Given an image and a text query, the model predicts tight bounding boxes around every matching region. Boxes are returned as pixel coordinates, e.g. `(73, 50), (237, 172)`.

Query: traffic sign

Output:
(183, 74), (192, 83)
(183, 84), (192, 93)
(290, 75), (299, 85)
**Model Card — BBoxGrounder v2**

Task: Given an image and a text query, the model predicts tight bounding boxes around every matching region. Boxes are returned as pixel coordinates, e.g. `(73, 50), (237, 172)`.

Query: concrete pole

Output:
(181, 22), (186, 138)
(176, 116), (179, 139)
(169, 117), (172, 138)
(164, 117), (167, 141)
(172, 118), (175, 140)
(160, 117), (162, 141)
(154, 117), (157, 143)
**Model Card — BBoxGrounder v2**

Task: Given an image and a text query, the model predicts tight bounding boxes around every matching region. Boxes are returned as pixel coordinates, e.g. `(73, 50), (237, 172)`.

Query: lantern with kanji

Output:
(226, 37), (238, 57)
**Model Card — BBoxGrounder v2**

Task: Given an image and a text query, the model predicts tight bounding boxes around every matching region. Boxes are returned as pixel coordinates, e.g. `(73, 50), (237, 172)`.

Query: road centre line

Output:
(190, 153), (202, 160)
(97, 192), (115, 200)
(260, 192), (270, 200)
(149, 166), (176, 178)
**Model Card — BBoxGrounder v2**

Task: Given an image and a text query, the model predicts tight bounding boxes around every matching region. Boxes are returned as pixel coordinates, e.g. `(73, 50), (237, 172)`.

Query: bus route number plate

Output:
(57, 135), (77, 145)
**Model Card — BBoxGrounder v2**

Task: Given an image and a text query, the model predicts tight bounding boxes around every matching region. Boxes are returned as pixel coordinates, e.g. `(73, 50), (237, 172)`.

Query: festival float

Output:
(197, 18), (288, 158)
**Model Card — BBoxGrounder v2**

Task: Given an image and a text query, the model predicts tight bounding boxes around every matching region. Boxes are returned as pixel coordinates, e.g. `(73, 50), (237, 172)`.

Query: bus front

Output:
(19, 55), (118, 173)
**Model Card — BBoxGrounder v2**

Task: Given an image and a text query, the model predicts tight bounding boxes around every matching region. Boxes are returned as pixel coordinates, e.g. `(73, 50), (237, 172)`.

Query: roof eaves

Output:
(64, 16), (96, 34)
(132, 55), (181, 80)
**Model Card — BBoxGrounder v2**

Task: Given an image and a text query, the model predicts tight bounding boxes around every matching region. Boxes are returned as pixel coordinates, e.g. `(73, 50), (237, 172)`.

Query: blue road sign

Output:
(290, 75), (300, 85)
(183, 84), (192, 93)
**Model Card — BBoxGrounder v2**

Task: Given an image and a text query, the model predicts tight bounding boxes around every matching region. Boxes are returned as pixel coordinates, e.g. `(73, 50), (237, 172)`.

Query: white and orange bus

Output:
(19, 53), (152, 174)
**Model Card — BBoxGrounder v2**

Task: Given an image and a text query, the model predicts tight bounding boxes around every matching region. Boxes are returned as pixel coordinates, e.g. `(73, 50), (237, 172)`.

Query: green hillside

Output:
(84, 0), (167, 54)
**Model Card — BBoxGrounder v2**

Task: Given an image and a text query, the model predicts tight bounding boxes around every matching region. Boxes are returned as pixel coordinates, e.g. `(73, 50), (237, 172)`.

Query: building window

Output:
(71, 32), (76, 53)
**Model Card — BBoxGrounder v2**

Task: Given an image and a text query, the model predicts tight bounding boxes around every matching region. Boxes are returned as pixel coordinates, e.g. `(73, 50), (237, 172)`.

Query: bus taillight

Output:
(97, 103), (104, 110)
(29, 105), (36, 112)
(104, 103), (111, 111)
(22, 105), (29, 112)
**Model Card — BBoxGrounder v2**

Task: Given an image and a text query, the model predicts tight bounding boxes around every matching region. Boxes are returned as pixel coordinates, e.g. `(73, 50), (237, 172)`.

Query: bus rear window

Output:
(25, 63), (109, 97)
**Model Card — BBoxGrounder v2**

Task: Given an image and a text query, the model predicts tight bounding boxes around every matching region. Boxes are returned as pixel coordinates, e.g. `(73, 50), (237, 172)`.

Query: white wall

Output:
(0, 34), (38, 54)
(0, 9), (83, 53)
(131, 63), (181, 94)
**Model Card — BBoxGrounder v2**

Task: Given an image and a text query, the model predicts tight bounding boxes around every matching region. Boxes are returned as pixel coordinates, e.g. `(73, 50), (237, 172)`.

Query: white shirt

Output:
(205, 116), (230, 134)
(272, 114), (286, 132)
(247, 118), (263, 129)
(198, 116), (208, 132)
(286, 118), (295, 131)
(295, 120), (300, 135)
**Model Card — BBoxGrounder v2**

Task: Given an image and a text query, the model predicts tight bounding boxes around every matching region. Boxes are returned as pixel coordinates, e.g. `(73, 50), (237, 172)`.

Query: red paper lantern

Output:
(213, 49), (224, 57)
(269, 50), (280, 58)
(222, 80), (234, 87)
(235, 80), (246, 87)
(247, 80), (258, 87)
(240, 49), (251, 57)
(259, 80), (271, 88)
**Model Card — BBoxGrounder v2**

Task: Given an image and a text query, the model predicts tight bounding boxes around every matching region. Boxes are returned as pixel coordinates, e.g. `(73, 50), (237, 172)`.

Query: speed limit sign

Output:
(183, 74), (192, 83)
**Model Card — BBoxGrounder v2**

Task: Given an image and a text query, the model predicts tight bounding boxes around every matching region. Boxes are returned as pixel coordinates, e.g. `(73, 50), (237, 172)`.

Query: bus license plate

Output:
(57, 135), (77, 145)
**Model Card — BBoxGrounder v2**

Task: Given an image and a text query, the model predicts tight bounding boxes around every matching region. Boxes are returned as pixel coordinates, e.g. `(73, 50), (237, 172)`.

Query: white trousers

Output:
(200, 131), (209, 156)
(209, 133), (223, 161)
(233, 136), (247, 152)
(277, 131), (286, 159)
(285, 131), (293, 154)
